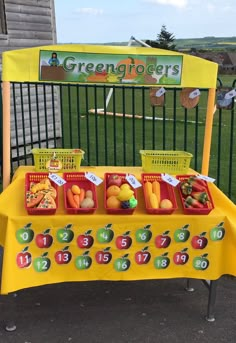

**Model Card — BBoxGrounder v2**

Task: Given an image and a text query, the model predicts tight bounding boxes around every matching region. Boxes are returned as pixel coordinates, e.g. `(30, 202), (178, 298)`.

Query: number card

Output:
(126, 174), (142, 189)
(155, 87), (166, 97)
(161, 173), (180, 187)
(85, 172), (103, 186)
(49, 173), (66, 186)
(197, 174), (215, 183)
(189, 89), (200, 99)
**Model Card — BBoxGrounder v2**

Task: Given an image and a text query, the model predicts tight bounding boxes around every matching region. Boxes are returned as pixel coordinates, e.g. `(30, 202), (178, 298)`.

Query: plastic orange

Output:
(106, 185), (120, 198)
(106, 195), (121, 209)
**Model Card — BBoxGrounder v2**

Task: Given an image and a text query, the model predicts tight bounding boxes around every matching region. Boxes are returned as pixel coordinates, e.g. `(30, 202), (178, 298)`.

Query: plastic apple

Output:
(173, 248), (189, 265)
(16, 223), (34, 244)
(56, 224), (74, 243)
(97, 224), (114, 243)
(16, 247), (32, 268)
(77, 230), (94, 249)
(154, 253), (170, 269)
(107, 174), (122, 187)
(193, 254), (209, 271)
(155, 231), (171, 248)
(135, 225), (152, 243)
(191, 232), (208, 249)
(35, 228), (53, 248)
(114, 254), (131, 271)
(210, 222), (225, 241)
(33, 252), (51, 272)
(116, 231), (132, 249)
(95, 247), (112, 264)
(75, 251), (92, 270)
(174, 224), (190, 243)
(54, 246), (72, 264)
(135, 247), (151, 265)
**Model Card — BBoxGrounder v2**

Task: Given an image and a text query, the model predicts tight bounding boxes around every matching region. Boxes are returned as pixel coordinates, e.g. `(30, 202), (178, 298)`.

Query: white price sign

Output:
(161, 173), (180, 187)
(49, 173), (66, 186)
(85, 172), (103, 186)
(155, 87), (166, 97)
(224, 89), (236, 100)
(189, 89), (201, 99)
(125, 174), (142, 189)
(197, 174), (215, 183)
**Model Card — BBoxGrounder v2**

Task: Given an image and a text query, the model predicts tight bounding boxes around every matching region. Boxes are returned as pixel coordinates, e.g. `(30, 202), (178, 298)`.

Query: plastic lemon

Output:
(71, 185), (81, 195)
(117, 189), (134, 201)
(120, 183), (131, 190)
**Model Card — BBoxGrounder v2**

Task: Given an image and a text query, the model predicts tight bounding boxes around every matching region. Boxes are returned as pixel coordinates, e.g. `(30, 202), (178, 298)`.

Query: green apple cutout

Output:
(75, 251), (92, 270)
(174, 224), (190, 243)
(135, 225), (152, 243)
(33, 252), (51, 272)
(56, 224), (74, 243)
(16, 223), (34, 244)
(154, 252), (170, 269)
(193, 254), (209, 271)
(97, 224), (114, 243)
(114, 254), (131, 272)
(210, 222), (225, 241)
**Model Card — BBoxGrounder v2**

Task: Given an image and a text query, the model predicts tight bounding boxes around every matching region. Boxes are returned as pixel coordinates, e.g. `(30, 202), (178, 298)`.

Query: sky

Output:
(54, 0), (236, 44)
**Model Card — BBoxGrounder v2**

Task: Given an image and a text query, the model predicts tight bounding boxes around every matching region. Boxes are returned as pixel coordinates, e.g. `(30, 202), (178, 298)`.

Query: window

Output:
(0, 0), (7, 34)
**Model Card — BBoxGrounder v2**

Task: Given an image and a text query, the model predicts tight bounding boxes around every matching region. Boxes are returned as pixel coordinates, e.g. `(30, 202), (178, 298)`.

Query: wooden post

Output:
(2, 81), (11, 189)
(201, 88), (216, 176)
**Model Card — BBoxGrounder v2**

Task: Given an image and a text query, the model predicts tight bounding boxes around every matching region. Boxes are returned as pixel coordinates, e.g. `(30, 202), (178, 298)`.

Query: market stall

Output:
(1, 44), (236, 325)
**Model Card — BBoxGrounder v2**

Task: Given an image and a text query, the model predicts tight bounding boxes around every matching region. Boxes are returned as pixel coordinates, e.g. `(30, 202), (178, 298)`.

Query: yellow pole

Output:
(2, 81), (11, 189)
(201, 88), (216, 176)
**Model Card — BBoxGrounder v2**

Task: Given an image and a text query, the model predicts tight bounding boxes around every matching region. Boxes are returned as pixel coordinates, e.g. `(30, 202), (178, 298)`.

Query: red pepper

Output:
(185, 196), (204, 208)
(191, 191), (209, 204)
(188, 178), (206, 192)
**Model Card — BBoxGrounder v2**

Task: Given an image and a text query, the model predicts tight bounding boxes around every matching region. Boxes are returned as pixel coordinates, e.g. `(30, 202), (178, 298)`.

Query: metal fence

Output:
(0, 79), (235, 202)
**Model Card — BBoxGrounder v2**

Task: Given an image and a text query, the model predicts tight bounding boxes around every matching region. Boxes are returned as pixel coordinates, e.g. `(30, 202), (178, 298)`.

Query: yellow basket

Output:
(140, 150), (193, 174)
(32, 148), (85, 172)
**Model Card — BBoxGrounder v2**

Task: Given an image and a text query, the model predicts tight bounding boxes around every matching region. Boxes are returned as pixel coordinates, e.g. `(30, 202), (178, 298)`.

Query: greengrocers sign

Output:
(39, 50), (183, 85)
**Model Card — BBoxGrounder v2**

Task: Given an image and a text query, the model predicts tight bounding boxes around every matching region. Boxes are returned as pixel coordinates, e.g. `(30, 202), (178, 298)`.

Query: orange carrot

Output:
(67, 188), (79, 208)
(73, 194), (80, 208)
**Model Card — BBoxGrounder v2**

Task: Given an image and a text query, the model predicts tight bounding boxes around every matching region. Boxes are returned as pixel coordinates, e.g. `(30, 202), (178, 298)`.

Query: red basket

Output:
(63, 172), (98, 214)
(176, 175), (214, 215)
(104, 173), (138, 215)
(141, 173), (178, 214)
(25, 173), (58, 215)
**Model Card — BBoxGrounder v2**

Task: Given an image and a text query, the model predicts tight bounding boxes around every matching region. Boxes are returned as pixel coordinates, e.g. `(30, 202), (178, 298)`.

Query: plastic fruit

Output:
(71, 184), (81, 195)
(106, 195), (121, 209)
(160, 199), (173, 209)
(106, 185), (120, 198)
(120, 183), (131, 190)
(107, 174), (122, 187)
(117, 188), (134, 201)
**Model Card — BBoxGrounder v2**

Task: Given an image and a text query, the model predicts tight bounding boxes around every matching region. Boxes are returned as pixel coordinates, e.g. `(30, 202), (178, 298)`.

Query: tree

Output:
(146, 25), (176, 51)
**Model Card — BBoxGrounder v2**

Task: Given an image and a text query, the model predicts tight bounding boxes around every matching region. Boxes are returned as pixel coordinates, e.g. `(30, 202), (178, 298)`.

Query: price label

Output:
(125, 174), (142, 189)
(161, 173), (180, 187)
(155, 87), (166, 97)
(85, 172), (103, 186)
(224, 89), (236, 100)
(189, 89), (201, 99)
(48, 173), (66, 186)
(197, 174), (215, 183)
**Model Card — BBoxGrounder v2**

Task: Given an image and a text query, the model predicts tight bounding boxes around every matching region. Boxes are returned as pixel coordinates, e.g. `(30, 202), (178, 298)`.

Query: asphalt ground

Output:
(0, 275), (235, 343)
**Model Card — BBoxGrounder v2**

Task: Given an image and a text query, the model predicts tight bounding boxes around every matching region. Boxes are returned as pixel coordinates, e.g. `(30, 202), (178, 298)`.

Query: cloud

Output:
(75, 7), (104, 16)
(144, 0), (188, 8)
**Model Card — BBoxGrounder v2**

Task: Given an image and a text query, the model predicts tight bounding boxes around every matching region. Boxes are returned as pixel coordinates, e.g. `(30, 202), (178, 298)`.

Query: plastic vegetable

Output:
(191, 191), (209, 204)
(149, 193), (159, 209)
(180, 182), (192, 195)
(185, 196), (204, 208)
(152, 180), (161, 205)
(67, 188), (79, 208)
(187, 178), (206, 192)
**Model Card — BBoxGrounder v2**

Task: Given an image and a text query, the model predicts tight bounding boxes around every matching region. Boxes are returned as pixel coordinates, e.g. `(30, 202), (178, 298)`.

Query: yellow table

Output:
(0, 166), (236, 297)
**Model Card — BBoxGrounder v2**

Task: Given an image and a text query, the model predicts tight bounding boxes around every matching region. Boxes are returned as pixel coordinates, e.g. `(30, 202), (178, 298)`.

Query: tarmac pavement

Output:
(0, 275), (235, 343)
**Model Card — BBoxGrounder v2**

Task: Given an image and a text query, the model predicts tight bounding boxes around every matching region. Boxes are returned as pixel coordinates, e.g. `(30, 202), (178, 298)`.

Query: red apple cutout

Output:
(116, 231), (132, 249)
(55, 246), (72, 265)
(135, 246), (151, 265)
(155, 231), (171, 248)
(16, 246), (32, 268)
(77, 230), (94, 249)
(107, 174), (122, 187)
(191, 232), (208, 249)
(173, 248), (189, 265)
(95, 247), (112, 264)
(35, 228), (53, 248)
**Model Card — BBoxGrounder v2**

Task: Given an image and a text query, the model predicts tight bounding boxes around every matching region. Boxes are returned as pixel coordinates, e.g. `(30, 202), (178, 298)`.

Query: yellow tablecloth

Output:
(0, 166), (236, 295)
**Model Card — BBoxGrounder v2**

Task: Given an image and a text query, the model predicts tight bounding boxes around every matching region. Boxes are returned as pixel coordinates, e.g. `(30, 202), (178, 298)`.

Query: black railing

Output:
(0, 80), (235, 202)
